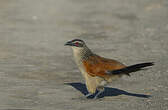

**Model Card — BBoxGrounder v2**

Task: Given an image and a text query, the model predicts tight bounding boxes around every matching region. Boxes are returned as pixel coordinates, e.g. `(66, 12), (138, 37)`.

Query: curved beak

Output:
(64, 41), (74, 46)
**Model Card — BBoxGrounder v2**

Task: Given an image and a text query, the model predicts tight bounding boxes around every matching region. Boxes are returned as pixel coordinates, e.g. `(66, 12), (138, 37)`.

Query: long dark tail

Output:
(106, 62), (154, 76)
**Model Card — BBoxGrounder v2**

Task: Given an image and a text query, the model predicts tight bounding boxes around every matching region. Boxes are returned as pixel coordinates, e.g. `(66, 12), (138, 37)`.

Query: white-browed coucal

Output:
(65, 39), (154, 99)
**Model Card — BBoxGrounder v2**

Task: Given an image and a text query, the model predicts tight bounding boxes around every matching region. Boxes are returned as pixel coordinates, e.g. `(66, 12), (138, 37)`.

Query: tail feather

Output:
(106, 62), (154, 76)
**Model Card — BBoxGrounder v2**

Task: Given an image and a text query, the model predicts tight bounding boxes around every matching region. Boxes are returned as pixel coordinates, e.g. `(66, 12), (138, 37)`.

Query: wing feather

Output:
(82, 55), (126, 79)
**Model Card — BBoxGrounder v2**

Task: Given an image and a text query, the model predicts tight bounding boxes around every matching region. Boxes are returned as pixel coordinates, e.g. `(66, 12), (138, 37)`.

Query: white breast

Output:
(72, 47), (86, 76)
(71, 47), (106, 93)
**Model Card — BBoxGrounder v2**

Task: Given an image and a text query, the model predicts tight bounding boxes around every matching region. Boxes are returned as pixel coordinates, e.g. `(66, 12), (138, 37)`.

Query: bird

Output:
(65, 39), (154, 99)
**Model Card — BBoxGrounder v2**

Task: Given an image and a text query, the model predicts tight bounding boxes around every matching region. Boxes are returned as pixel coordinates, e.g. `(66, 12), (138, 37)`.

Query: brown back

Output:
(82, 55), (126, 79)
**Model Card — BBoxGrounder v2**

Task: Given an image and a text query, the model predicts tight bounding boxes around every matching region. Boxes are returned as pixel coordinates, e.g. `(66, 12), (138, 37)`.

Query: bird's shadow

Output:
(65, 82), (151, 99)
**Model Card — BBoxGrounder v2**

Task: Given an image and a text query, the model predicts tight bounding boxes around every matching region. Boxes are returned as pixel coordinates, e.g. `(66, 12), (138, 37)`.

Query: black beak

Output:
(64, 41), (74, 46)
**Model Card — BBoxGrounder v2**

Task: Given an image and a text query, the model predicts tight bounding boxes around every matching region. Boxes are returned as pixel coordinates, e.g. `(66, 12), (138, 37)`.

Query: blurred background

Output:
(0, 0), (168, 110)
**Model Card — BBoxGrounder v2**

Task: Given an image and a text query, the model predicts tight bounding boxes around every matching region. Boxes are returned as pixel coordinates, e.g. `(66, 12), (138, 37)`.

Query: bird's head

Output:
(65, 39), (86, 49)
(65, 39), (92, 57)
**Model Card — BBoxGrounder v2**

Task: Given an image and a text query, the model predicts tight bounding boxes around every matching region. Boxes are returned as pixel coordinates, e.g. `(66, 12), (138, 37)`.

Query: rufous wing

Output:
(82, 55), (126, 79)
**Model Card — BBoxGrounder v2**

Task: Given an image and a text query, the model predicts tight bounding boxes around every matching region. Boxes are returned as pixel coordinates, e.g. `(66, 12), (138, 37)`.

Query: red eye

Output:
(75, 42), (79, 46)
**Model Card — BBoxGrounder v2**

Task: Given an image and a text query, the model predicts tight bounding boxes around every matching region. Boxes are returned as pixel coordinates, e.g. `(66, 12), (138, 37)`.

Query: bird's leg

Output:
(94, 86), (104, 99)
(85, 93), (93, 98)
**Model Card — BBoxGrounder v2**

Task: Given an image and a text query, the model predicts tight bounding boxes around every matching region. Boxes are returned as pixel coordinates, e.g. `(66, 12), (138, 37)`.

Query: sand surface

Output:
(0, 0), (168, 110)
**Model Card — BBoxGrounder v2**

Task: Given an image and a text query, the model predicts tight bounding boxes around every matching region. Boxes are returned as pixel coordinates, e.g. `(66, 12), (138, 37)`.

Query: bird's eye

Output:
(75, 42), (79, 46)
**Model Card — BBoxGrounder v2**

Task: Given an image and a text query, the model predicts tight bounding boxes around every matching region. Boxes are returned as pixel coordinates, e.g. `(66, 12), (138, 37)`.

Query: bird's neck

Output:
(72, 46), (93, 64)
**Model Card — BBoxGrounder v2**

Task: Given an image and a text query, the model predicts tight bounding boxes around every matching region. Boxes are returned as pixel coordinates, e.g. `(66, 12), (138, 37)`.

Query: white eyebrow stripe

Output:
(74, 41), (81, 43)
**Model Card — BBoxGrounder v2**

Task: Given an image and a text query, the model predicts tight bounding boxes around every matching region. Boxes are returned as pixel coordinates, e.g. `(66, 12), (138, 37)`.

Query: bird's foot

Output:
(85, 93), (94, 99)
(93, 90), (104, 99)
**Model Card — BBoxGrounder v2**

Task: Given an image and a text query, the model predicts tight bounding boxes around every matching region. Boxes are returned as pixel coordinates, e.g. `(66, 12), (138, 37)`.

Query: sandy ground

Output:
(0, 0), (168, 110)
